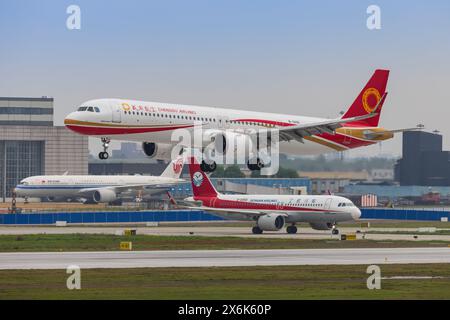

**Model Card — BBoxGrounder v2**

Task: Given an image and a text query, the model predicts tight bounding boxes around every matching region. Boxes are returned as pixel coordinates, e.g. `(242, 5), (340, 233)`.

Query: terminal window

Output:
(0, 140), (44, 200)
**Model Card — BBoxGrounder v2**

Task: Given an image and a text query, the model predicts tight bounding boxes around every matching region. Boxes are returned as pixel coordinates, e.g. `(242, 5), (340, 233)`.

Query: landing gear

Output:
(247, 158), (266, 171)
(99, 137), (110, 160)
(252, 226), (263, 234)
(331, 225), (339, 235)
(200, 160), (217, 173)
(99, 151), (109, 160)
(286, 225), (297, 234)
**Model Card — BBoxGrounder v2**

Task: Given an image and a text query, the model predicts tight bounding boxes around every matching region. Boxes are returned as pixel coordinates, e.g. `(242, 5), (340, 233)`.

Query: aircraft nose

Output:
(352, 207), (362, 220)
(64, 111), (78, 125)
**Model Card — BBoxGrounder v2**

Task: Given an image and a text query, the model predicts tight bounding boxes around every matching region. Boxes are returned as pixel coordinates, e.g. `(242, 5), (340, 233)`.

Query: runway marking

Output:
(0, 247), (449, 269)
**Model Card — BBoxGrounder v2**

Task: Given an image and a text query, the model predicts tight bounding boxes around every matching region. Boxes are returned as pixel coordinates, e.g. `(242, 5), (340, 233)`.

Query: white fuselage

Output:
(64, 99), (373, 155)
(187, 194), (361, 224)
(15, 175), (182, 198)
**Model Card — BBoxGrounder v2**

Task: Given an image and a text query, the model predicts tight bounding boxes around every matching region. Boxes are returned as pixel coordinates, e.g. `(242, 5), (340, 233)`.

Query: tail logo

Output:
(362, 87), (381, 113)
(172, 158), (183, 174)
(192, 172), (203, 187)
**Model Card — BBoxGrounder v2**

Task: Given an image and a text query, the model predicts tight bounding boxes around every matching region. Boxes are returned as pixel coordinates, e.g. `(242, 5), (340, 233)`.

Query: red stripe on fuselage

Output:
(66, 124), (194, 135)
(194, 196), (333, 212)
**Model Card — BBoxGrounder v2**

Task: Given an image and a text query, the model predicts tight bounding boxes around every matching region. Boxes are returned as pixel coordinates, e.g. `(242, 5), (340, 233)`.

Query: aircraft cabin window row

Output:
(121, 110), (277, 127)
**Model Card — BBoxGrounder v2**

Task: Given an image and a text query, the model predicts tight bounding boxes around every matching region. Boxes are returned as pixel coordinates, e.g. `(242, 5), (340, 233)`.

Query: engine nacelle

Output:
(309, 222), (333, 230)
(257, 214), (285, 231)
(93, 189), (117, 203)
(212, 131), (254, 156)
(142, 142), (180, 161)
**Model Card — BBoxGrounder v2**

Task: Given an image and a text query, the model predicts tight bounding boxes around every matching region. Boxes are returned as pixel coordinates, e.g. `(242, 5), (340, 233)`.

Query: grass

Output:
(1, 264), (450, 299)
(0, 234), (450, 252)
(367, 230), (450, 236)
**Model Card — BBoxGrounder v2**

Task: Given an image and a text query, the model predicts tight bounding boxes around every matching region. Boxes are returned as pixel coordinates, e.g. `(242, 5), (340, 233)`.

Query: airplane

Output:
(14, 156), (185, 204)
(64, 69), (416, 172)
(175, 156), (361, 235)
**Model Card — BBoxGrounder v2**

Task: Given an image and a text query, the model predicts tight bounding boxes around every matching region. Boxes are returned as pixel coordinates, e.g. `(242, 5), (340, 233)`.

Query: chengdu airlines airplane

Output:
(176, 157), (361, 234)
(64, 69), (412, 172)
(14, 156), (185, 203)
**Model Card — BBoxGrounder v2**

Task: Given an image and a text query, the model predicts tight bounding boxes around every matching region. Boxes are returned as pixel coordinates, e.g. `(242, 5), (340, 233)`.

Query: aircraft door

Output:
(111, 103), (122, 123)
(324, 198), (332, 209)
(217, 115), (229, 129)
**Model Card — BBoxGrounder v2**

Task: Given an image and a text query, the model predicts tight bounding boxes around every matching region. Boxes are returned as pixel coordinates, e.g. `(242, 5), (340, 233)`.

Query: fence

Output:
(0, 208), (449, 225)
(0, 210), (222, 225)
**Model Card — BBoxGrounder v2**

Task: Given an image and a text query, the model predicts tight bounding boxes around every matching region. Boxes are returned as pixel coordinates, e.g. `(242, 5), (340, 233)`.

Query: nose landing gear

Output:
(331, 224), (339, 235)
(98, 138), (110, 160)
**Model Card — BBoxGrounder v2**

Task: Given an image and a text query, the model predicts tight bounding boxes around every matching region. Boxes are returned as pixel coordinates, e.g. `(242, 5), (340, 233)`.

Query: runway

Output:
(1, 247), (449, 269)
(1, 226), (450, 242)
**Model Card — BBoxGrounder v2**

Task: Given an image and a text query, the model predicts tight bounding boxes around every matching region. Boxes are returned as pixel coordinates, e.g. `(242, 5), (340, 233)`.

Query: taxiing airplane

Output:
(177, 156), (361, 234)
(15, 156), (185, 203)
(64, 69), (415, 172)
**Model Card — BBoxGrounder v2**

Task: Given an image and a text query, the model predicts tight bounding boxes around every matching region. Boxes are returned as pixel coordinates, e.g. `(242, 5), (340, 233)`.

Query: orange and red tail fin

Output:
(341, 69), (389, 127)
(187, 156), (218, 198)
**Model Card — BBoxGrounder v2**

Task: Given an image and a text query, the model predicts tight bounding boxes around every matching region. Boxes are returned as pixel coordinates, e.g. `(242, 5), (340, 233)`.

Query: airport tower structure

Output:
(395, 131), (450, 186)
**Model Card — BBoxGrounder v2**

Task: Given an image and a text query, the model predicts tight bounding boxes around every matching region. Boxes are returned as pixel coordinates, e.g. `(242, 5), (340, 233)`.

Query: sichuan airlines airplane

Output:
(64, 69), (412, 172)
(177, 157), (361, 234)
(14, 156), (185, 203)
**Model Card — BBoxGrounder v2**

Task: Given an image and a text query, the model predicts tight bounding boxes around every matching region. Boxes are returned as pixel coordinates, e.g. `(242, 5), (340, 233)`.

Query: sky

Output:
(1, 0), (450, 157)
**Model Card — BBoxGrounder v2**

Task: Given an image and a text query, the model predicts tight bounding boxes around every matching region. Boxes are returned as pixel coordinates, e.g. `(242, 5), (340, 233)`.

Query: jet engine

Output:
(211, 131), (254, 156)
(142, 142), (181, 161)
(93, 189), (117, 203)
(309, 222), (333, 230)
(257, 214), (285, 231)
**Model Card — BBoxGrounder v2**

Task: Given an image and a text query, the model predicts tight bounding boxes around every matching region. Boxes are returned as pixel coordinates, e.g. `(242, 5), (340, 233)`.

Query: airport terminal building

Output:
(0, 97), (88, 201)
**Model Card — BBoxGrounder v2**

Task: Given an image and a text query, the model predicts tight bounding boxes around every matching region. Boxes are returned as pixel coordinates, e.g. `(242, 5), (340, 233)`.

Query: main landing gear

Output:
(247, 157), (266, 171)
(286, 225), (297, 234)
(252, 226), (263, 234)
(200, 160), (217, 173)
(98, 137), (110, 160)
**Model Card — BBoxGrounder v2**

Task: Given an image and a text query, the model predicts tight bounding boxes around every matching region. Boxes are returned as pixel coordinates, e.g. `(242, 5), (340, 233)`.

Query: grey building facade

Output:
(0, 97), (88, 201)
(394, 131), (450, 186)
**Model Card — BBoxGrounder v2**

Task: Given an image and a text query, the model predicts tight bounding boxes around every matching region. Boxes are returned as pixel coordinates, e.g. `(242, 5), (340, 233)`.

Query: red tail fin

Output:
(341, 69), (389, 127)
(187, 157), (218, 198)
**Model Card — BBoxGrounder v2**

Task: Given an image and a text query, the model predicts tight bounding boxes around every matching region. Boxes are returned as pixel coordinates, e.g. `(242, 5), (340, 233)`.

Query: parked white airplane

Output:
(14, 156), (185, 203)
(174, 157), (361, 234)
(64, 69), (414, 172)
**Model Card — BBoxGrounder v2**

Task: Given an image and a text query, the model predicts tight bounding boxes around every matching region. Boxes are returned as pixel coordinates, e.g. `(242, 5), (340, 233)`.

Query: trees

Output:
(210, 165), (245, 178)
(250, 166), (299, 178)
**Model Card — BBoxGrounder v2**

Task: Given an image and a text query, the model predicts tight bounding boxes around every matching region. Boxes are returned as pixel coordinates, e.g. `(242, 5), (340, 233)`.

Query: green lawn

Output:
(1, 234), (450, 252)
(1, 264), (450, 299)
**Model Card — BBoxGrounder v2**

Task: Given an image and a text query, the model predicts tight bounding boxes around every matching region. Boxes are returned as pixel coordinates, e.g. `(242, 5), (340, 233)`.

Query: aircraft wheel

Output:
(332, 228), (339, 235)
(200, 160), (216, 172)
(286, 225), (297, 234)
(252, 226), (263, 234)
(99, 152), (109, 160)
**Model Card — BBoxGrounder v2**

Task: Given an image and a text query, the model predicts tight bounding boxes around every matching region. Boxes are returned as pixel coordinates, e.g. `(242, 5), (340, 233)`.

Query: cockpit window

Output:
(77, 106), (88, 111)
(87, 107), (94, 112)
(94, 107), (100, 112)
(21, 181), (29, 185)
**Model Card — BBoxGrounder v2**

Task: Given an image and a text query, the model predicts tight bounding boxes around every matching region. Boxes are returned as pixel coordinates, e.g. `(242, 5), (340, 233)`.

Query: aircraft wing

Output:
(78, 181), (185, 195)
(276, 93), (386, 143)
